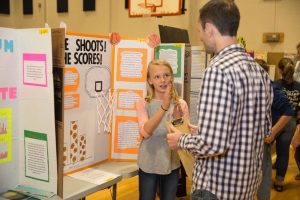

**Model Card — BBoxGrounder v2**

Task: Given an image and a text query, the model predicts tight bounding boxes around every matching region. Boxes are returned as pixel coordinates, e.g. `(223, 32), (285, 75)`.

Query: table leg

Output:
(112, 184), (117, 200)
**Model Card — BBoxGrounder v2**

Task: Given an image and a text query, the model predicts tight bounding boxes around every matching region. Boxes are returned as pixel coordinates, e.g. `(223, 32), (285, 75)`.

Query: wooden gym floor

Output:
(86, 147), (299, 200)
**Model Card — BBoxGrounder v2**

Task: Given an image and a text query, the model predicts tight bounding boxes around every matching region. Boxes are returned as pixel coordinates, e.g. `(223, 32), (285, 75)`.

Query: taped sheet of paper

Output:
(165, 116), (195, 181)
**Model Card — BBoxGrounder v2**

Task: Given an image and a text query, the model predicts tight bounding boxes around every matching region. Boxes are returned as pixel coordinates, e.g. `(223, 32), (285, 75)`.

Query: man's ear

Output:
(205, 23), (213, 38)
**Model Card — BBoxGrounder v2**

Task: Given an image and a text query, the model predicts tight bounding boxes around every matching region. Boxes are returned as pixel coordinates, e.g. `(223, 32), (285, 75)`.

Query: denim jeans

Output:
(274, 117), (296, 182)
(295, 145), (300, 171)
(257, 143), (272, 200)
(190, 189), (219, 200)
(138, 168), (179, 200)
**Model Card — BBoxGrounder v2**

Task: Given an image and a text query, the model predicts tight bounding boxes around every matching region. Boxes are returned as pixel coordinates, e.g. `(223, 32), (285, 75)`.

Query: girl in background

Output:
(292, 120), (300, 180)
(273, 57), (300, 192)
(136, 59), (190, 200)
(255, 59), (293, 199)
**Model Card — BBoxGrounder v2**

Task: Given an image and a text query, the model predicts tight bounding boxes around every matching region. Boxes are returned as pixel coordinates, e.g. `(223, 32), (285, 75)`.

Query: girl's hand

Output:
(173, 102), (183, 119)
(264, 134), (275, 144)
(162, 84), (172, 110)
(297, 124), (300, 133)
(188, 122), (198, 134)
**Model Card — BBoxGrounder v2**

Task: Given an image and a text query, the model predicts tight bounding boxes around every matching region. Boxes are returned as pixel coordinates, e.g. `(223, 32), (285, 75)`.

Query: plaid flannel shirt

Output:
(179, 44), (273, 200)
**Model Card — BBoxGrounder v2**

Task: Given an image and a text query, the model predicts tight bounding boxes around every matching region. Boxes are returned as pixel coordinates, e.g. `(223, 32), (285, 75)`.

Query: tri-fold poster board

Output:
(0, 27), (57, 194)
(0, 26), (188, 199)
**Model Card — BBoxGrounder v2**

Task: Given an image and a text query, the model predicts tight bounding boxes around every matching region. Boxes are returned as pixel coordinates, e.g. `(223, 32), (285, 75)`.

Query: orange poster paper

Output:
(113, 116), (141, 154)
(116, 89), (143, 110)
(64, 93), (80, 110)
(64, 67), (80, 92)
(116, 48), (147, 82)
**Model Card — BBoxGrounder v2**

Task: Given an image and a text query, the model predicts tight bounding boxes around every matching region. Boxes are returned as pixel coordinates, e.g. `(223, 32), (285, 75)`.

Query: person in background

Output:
(136, 59), (190, 200)
(294, 43), (300, 82)
(272, 57), (300, 192)
(291, 122), (300, 180)
(296, 43), (300, 62)
(292, 118), (300, 180)
(166, 1), (273, 200)
(292, 55), (300, 181)
(255, 59), (293, 200)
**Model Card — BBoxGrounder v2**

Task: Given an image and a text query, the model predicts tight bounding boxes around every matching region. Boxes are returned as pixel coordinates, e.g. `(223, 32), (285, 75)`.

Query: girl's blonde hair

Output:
(278, 58), (295, 84)
(145, 59), (179, 103)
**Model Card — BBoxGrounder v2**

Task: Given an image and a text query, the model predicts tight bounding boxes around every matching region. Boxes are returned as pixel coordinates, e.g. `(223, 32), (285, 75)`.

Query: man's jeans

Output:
(257, 143), (272, 200)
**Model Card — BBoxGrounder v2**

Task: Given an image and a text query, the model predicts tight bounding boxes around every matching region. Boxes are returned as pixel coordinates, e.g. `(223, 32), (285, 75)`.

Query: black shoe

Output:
(274, 183), (283, 192)
(296, 174), (300, 180)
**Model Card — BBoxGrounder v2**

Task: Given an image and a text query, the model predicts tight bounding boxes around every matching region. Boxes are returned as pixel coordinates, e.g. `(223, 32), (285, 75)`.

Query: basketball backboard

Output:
(128, 0), (181, 17)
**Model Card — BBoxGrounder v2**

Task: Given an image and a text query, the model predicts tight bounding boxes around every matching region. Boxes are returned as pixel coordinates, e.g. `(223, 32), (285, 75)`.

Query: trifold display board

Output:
(110, 38), (153, 160)
(53, 30), (187, 197)
(58, 33), (155, 170)
(58, 32), (187, 168)
(110, 42), (186, 160)
(0, 28), (57, 194)
(60, 32), (114, 173)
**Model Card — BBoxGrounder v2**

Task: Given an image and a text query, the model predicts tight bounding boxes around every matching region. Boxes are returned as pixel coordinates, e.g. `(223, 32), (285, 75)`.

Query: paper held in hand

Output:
(165, 116), (195, 181)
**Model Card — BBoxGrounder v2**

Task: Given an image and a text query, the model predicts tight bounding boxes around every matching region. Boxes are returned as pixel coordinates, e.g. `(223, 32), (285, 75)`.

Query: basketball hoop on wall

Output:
(138, 3), (155, 19)
(129, 0), (183, 18)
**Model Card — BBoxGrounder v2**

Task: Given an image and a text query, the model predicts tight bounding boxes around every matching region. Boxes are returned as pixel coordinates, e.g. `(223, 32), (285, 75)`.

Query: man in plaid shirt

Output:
(166, 1), (273, 199)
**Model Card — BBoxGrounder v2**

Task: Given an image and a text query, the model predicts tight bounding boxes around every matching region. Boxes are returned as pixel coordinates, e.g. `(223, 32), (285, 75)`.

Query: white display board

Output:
(61, 33), (154, 171)
(110, 37), (153, 160)
(189, 46), (207, 126)
(0, 27), (57, 194)
(62, 32), (113, 173)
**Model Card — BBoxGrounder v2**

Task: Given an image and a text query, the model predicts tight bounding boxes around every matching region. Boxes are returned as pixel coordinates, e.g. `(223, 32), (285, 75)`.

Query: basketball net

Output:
(138, 3), (155, 20)
(95, 89), (117, 134)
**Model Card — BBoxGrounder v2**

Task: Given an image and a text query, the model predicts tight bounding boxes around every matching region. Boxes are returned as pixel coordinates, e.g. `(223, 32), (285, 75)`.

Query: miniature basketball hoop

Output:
(95, 89), (117, 134)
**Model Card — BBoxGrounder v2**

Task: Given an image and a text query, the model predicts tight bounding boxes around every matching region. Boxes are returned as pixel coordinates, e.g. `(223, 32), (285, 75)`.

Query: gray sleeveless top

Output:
(137, 100), (180, 175)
